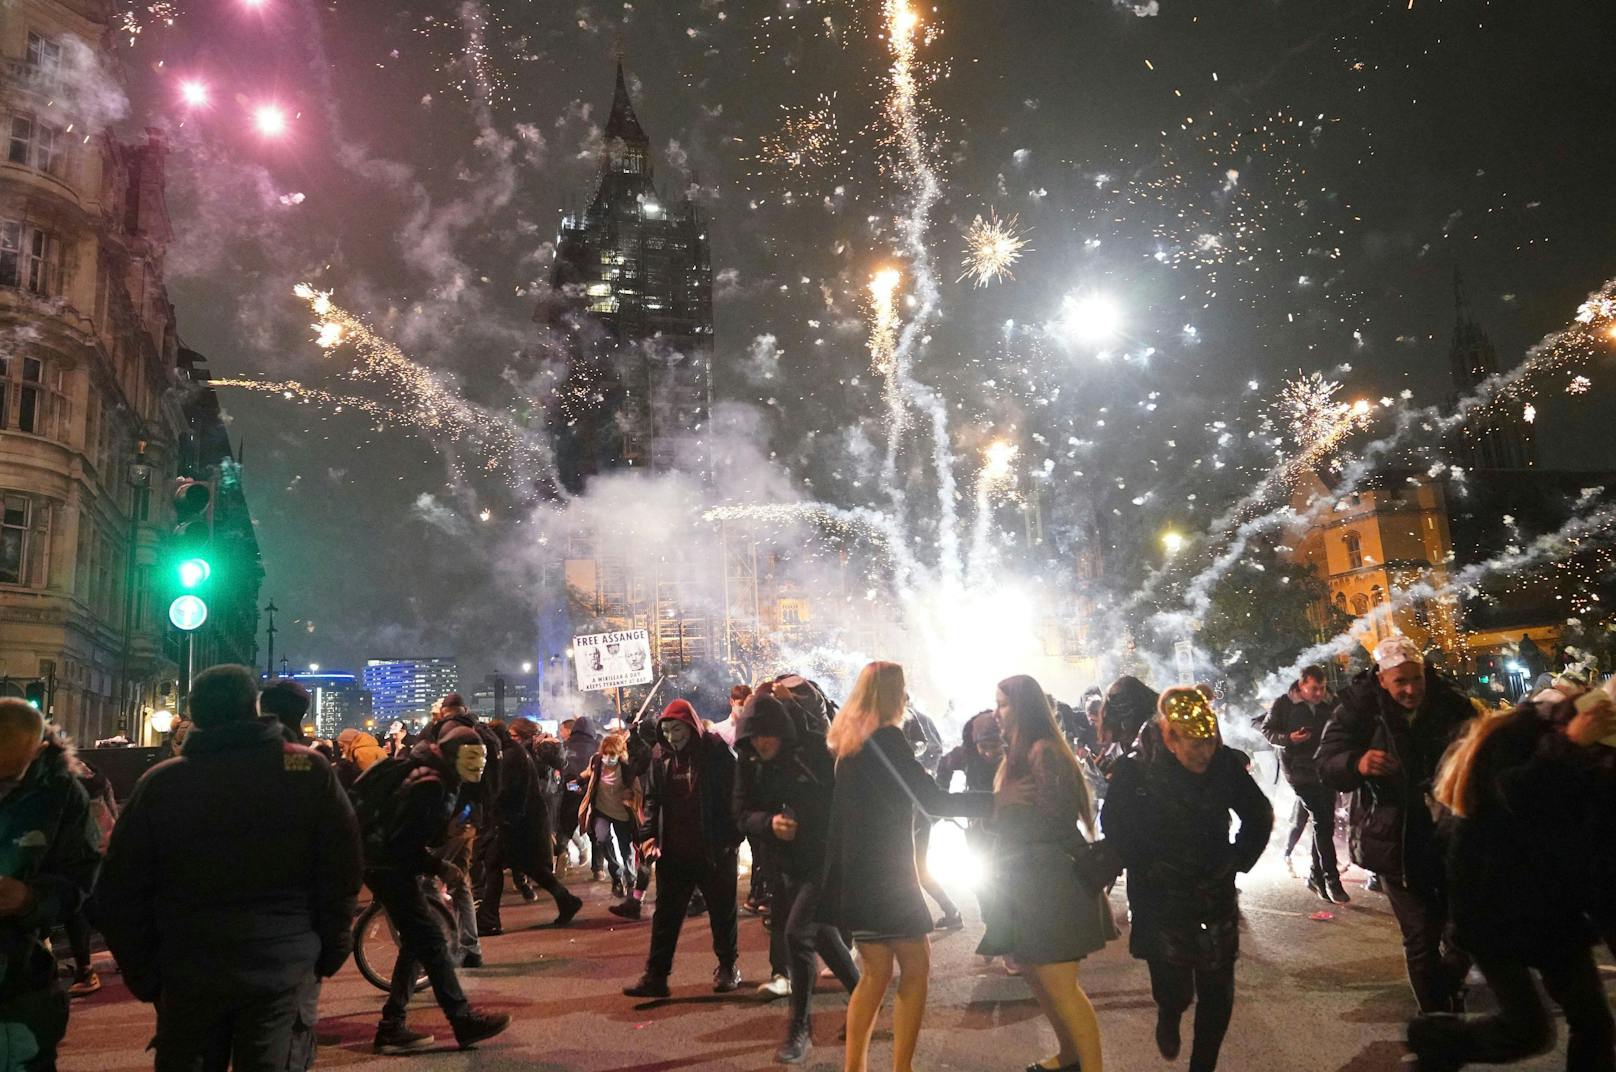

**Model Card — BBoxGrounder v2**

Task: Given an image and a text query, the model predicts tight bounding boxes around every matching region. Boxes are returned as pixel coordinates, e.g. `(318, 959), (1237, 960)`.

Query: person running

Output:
(1407, 692), (1616, 1072)
(978, 676), (1114, 1072)
(734, 689), (861, 1063)
(557, 716), (599, 877)
(623, 700), (743, 998)
(817, 661), (994, 1072)
(937, 710), (1005, 950)
(579, 732), (646, 902)
(1102, 686), (1272, 1072)
(1260, 664), (1348, 903)
(1317, 635), (1476, 1014)
(355, 724), (510, 1053)
(506, 718), (584, 923)
(94, 665), (359, 1071)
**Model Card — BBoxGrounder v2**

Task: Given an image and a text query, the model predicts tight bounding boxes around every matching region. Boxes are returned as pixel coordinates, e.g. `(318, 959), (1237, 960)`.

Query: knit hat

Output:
(1373, 635), (1424, 672)
(435, 724), (481, 756)
(737, 692), (795, 746)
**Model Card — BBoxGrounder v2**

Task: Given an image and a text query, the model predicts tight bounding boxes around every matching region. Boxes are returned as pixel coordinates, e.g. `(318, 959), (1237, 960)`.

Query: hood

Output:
(424, 709), (478, 743)
(961, 710), (998, 750)
(570, 716), (599, 741)
(658, 699), (703, 735)
(1101, 676), (1160, 747)
(340, 730), (383, 759)
(736, 693), (796, 747)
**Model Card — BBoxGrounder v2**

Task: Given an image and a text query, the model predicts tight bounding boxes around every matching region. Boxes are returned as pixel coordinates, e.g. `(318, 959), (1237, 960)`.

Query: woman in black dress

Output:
(818, 661), (995, 1072)
(978, 675), (1112, 1072)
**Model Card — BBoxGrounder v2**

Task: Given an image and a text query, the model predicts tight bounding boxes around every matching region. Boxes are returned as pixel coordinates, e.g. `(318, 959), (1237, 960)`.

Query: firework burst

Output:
(958, 211), (1030, 287)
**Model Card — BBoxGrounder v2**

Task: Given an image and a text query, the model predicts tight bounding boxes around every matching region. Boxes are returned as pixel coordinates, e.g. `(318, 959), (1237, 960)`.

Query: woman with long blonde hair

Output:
(817, 661), (994, 1072)
(978, 675), (1112, 1072)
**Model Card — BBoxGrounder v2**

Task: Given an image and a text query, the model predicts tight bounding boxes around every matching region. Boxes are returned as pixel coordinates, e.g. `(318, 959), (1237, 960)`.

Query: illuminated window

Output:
(1343, 531), (1363, 570)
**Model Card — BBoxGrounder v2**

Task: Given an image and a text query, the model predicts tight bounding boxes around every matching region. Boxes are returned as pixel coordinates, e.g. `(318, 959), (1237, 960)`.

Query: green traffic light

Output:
(177, 558), (211, 589)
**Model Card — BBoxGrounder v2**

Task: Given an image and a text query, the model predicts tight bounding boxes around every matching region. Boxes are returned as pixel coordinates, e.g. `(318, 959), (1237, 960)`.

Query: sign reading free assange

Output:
(572, 629), (654, 691)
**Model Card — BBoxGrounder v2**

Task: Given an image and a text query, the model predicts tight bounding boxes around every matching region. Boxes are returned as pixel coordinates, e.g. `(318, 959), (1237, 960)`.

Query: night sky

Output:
(117, 0), (1616, 683)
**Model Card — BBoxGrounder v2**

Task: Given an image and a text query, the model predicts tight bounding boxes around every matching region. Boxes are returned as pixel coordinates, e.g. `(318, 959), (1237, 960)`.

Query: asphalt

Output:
(60, 825), (1614, 1071)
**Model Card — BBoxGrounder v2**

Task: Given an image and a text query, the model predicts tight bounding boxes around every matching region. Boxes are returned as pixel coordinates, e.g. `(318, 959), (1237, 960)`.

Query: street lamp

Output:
(521, 661), (533, 674)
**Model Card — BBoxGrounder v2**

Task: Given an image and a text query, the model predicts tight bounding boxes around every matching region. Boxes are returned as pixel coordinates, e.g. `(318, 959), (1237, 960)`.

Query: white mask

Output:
(661, 721), (693, 750)
(453, 744), (487, 784)
(603, 756), (620, 768)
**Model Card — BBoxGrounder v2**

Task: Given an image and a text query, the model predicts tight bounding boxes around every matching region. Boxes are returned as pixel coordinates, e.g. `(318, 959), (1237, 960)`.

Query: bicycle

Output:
(351, 880), (461, 992)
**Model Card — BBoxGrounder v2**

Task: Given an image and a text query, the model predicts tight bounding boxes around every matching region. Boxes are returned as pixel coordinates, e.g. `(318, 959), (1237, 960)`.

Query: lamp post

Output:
(264, 600), (278, 680)
(118, 440), (153, 738)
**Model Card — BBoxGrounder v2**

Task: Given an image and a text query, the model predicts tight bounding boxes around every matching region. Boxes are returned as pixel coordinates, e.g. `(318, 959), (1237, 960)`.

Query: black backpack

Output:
(349, 754), (434, 860)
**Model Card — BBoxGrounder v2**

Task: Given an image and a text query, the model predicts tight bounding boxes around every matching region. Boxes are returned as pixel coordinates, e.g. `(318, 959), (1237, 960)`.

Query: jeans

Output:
(1291, 783), (1340, 881)
(368, 870), (471, 1025)
(1149, 958), (1236, 1072)
(592, 814), (648, 890)
(1383, 876), (1470, 1014)
(779, 874), (859, 1029)
(154, 976), (319, 1072)
(646, 852), (739, 978)
(1415, 950), (1615, 1071)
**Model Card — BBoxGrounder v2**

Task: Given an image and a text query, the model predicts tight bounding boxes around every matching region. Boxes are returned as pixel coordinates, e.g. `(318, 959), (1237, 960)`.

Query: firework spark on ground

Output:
(958, 211), (1031, 288)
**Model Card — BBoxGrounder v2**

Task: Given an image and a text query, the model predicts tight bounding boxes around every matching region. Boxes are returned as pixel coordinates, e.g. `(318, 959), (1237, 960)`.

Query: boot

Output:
(1305, 871), (1331, 902)
(450, 1009), (510, 1050)
(555, 892), (584, 926)
(776, 1020), (813, 1064)
(1324, 875), (1352, 904)
(373, 1021), (435, 1054)
(608, 897), (642, 921)
(713, 963), (742, 993)
(1155, 1009), (1181, 1060)
(624, 972), (670, 998)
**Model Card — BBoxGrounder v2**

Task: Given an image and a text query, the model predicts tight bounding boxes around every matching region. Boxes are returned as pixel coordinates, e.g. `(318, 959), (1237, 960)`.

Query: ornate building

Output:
(1450, 272), (1535, 470)
(547, 63), (714, 492)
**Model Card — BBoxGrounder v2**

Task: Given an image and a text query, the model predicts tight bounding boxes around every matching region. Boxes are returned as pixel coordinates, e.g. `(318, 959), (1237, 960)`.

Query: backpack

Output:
(349, 754), (435, 861)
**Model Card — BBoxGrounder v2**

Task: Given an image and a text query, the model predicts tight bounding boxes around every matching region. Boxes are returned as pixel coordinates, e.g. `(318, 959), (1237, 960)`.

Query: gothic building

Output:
(1450, 273), (1535, 470)
(547, 63), (714, 493)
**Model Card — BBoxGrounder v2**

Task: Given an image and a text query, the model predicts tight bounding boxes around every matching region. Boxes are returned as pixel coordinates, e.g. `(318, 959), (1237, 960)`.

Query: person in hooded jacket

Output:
(1406, 693), (1616, 1072)
(1260, 664), (1348, 903)
(1102, 687), (1272, 1072)
(557, 715), (599, 877)
(420, 695), (501, 966)
(578, 732), (645, 903)
(505, 719), (583, 924)
(623, 699), (743, 998)
(1095, 676), (1160, 778)
(357, 724), (510, 1054)
(0, 699), (98, 1071)
(93, 666), (357, 1072)
(734, 691), (861, 1064)
(335, 728), (387, 789)
(1317, 635), (1476, 1015)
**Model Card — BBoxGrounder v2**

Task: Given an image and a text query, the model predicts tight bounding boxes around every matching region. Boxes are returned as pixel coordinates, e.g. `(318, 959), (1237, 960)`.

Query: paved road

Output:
(61, 832), (1612, 1071)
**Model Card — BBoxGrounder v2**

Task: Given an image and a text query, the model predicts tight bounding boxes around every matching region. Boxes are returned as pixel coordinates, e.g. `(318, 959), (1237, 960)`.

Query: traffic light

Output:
(22, 680), (44, 710)
(168, 477), (216, 633)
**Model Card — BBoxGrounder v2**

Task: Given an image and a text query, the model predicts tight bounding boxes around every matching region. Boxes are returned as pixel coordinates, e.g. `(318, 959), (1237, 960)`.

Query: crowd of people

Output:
(0, 632), (1610, 1071)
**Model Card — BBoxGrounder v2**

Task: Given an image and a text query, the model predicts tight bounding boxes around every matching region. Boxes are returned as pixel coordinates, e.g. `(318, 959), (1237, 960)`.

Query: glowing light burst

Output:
(178, 79), (209, 108)
(959, 212), (1030, 288)
(119, 1), (179, 46)
(1272, 372), (1374, 481)
(979, 439), (1019, 490)
(253, 104), (289, 137)
(1053, 292), (1123, 346)
(209, 378), (398, 424)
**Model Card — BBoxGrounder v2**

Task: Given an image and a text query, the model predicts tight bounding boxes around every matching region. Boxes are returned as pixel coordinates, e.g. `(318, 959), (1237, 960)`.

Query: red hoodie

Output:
(657, 700), (705, 862)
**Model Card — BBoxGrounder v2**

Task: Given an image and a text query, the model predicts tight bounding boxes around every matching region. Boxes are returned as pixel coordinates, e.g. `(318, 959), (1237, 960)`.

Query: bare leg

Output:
(844, 942), (896, 1072)
(890, 938), (932, 1072)
(1026, 961), (1103, 1071)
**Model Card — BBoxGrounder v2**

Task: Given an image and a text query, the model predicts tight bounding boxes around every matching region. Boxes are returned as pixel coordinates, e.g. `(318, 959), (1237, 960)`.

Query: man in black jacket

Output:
(734, 693), (859, 1063)
(259, 677), (312, 743)
(1317, 635), (1475, 1014)
(360, 724), (510, 1053)
(94, 665), (358, 1071)
(623, 699), (742, 998)
(0, 700), (98, 1071)
(419, 694), (501, 966)
(1260, 664), (1348, 903)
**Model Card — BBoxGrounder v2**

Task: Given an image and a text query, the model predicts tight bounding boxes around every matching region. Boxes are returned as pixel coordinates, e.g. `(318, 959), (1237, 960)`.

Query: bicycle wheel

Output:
(352, 901), (432, 993)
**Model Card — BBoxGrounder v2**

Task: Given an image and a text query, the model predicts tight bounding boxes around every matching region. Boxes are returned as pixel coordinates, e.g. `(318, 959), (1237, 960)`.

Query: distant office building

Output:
(362, 657), (459, 723)
(290, 671), (373, 739)
(469, 673), (542, 721)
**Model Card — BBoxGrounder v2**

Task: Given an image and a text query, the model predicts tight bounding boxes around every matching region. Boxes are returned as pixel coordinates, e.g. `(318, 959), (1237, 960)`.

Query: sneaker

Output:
(1365, 874), (1384, 894)
(608, 898), (643, 921)
(1325, 876), (1352, 904)
(478, 922), (503, 937)
(741, 898), (766, 916)
(513, 878), (537, 902)
(555, 892), (584, 927)
(776, 1022), (813, 1064)
(935, 911), (964, 930)
(1305, 874), (1331, 902)
(67, 970), (101, 998)
(1155, 1010), (1182, 1060)
(757, 974), (792, 999)
(713, 964), (743, 993)
(592, 869), (606, 883)
(624, 973), (671, 998)
(373, 1022), (435, 1054)
(450, 1009), (510, 1050)
(612, 877), (626, 898)
(461, 951), (485, 969)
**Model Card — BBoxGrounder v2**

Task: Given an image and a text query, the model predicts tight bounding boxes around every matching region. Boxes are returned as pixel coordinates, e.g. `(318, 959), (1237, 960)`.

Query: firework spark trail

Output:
(1134, 280), (1616, 638)
(210, 377), (400, 423)
(867, 268), (905, 437)
(1253, 493), (1616, 702)
(292, 284), (555, 483)
(968, 440), (1018, 573)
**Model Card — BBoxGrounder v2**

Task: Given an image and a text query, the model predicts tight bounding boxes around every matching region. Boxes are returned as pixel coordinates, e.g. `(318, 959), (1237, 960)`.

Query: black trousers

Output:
(1384, 876), (1470, 1014)
(1148, 958), (1236, 1072)
(367, 870), (470, 1025)
(779, 874), (859, 1030)
(1417, 949), (1615, 1071)
(646, 852), (739, 978)
(153, 976), (319, 1072)
(1284, 798), (1308, 857)
(1291, 783), (1339, 881)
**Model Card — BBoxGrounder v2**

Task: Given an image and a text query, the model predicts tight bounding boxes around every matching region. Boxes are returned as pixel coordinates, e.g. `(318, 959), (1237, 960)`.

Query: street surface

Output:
(61, 829), (1612, 1071)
